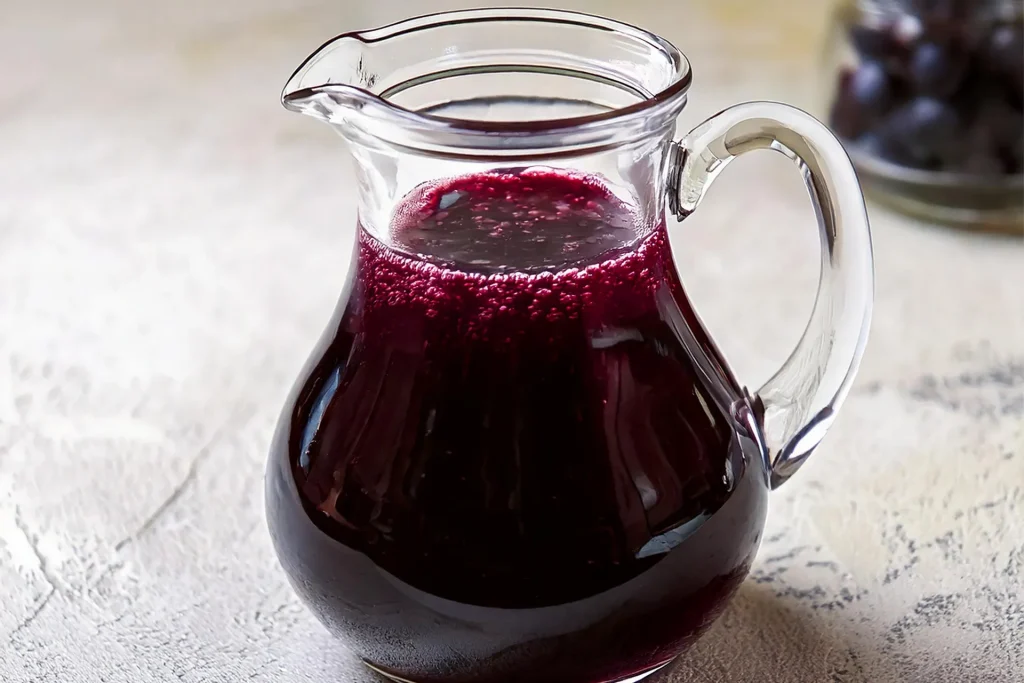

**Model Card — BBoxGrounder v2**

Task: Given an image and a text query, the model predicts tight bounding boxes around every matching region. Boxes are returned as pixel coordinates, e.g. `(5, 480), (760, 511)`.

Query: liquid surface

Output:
(266, 169), (768, 683)
(390, 168), (639, 271)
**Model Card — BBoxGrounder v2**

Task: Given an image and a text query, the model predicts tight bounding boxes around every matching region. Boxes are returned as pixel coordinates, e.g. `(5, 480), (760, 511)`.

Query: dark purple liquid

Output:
(266, 170), (768, 683)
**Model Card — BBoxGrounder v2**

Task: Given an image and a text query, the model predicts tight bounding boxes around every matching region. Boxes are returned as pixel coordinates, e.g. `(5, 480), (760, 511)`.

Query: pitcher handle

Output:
(668, 102), (874, 489)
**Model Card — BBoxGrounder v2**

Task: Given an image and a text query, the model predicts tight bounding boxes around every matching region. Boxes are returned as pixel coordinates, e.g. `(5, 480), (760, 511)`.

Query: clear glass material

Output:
(281, 9), (691, 245)
(267, 9), (874, 683)
(824, 0), (1024, 231)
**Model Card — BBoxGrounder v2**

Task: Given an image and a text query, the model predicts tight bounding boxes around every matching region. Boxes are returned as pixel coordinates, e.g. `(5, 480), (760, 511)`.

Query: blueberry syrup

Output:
(266, 169), (768, 683)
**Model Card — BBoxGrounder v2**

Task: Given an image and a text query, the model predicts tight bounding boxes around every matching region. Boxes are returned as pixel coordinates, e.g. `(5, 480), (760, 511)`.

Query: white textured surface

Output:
(1, 1), (1022, 681)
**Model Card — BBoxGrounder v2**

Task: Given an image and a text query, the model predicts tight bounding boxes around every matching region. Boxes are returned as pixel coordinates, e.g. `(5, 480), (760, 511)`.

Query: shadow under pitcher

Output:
(265, 9), (874, 683)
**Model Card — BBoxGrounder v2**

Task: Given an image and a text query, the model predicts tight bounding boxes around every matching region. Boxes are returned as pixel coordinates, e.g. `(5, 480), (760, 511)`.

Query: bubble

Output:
(358, 172), (674, 334)
(438, 191), (462, 210)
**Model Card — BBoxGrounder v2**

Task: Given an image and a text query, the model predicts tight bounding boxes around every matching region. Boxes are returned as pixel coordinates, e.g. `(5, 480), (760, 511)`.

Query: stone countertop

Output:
(1, 1), (1022, 681)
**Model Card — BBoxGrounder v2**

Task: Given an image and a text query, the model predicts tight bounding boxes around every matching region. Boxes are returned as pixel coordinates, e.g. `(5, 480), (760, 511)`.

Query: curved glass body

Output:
(266, 9), (874, 683)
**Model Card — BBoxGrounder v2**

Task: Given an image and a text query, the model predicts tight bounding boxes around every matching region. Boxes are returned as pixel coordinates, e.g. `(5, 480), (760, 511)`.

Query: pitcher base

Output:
(363, 659), (674, 683)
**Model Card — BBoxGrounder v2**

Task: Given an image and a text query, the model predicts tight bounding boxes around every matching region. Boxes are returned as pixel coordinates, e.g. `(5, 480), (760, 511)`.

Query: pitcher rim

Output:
(282, 7), (693, 138)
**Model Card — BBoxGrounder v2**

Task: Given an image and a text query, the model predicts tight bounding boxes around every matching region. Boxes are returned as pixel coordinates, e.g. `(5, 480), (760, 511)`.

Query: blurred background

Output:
(1, 1), (1021, 682)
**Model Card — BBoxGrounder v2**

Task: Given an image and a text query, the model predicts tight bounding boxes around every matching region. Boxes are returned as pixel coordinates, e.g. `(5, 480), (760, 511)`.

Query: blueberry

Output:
(850, 61), (893, 114)
(850, 25), (892, 59)
(855, 131), (887, 158)
(911, 42), (967, 96)
(854, 130), (912, 166)
(830, 99), (863, 140)
(910, 0), (962, 22)
(988, 26), (1024, 75)
(910, 97), (959, 140)
(886, 97), (961, 164)
(987, 26), (1024, 100)
(829, 68), (870, 139)
(892, 14), (924, 48)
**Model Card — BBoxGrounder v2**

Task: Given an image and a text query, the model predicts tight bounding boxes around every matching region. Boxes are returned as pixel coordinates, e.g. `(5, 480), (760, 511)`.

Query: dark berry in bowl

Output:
(854, 131), (889, 160)
(910, 0), (958, 18)
(850, 24), (894, 60)
(830, 68), (869, 139)
(987, 26), (1024, 100)
(830, 99), (865, 141)
(910, 42), (968, 97)
(828, 1), (1023, 229)
(855, 130), (915, 166)
(886, 97), (960, 165)
(987, 26), (1024, 74)
(912, 0), (977, 27)
(850, 61), (894, 114)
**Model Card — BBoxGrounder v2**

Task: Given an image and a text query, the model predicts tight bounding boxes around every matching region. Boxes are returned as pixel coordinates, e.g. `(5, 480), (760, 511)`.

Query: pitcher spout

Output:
(281, 35), (377, 126)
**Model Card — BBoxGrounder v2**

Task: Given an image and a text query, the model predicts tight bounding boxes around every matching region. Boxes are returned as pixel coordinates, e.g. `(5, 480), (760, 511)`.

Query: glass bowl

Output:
(825, 0), (1024, 231)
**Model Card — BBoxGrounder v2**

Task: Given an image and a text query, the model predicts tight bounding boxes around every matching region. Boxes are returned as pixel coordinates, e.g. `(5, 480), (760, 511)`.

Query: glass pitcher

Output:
(266, 9), (874, 683)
